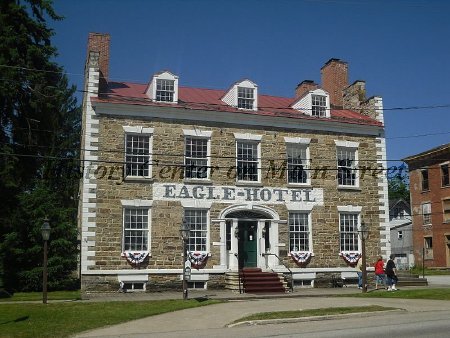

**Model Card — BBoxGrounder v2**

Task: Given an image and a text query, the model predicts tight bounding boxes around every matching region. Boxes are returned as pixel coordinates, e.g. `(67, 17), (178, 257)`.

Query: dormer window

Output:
(291, 88), (330, 118)
(222, 79), (258, 111)
(311, 94), (326, 117)
(237, 87), (254, 109)
(156, 79), (174, 102)
(146, 71), (178, 103)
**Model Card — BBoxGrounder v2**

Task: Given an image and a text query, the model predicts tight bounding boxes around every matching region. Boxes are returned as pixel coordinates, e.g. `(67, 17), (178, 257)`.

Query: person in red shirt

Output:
(374, 255), (386, 290)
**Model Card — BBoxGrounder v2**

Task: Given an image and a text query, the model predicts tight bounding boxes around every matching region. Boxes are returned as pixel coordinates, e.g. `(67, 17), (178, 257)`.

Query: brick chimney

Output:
(87, 33), (110, 93)
(321, 58), (348, 108)
(295, 80), (318, 99)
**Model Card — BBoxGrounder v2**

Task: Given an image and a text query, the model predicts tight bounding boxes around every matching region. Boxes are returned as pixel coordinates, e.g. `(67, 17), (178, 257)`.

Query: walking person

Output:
(356, 256), (363, 289)
(374, 255), (386, 290)
(385, 254), (398, 291)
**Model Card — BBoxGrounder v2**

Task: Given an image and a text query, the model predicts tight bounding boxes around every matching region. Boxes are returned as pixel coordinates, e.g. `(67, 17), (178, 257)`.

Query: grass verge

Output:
(347, 287), (450, 300)
(232, 305), (398, 324)
(0, 290), (81, 302)
(0, 299), (221, 338)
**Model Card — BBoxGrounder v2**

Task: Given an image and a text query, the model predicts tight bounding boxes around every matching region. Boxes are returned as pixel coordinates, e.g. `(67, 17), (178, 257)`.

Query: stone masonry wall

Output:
(85, 115), (383, 275)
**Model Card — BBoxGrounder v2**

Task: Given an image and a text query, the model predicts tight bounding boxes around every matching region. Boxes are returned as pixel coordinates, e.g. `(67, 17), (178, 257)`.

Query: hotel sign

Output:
(154, 183), (323, 205)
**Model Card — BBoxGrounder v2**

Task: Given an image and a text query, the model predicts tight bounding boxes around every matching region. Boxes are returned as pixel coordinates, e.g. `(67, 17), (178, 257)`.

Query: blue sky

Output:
(51, 0), (450, 169)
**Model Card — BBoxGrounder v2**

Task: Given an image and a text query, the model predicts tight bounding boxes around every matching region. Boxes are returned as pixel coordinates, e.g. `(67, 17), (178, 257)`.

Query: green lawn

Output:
(232, 305), (398, 324)
(0, 299), (221, 338)
(348, 287), (450, 300)
(0, 290), (81, 302)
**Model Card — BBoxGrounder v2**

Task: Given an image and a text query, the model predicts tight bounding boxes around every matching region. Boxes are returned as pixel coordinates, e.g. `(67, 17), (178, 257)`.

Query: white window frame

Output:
(339, 212), (360, 252)
(311, 94), (327, 117)
(184, 209), (209, 252)
(288, 212), (312, 252)
(237, 86), (255, 110)
(285, 137), (311, 186)
(234, 133), (262, 183)
(156, 78), (175, 102)
(397, 231), (403, 240)
(335, 141), (359, 188)
(183, 129), (212, 180)
(123, 126), (153, 179)
(122, 207), (151, 254)
(422, 202), (432, 225)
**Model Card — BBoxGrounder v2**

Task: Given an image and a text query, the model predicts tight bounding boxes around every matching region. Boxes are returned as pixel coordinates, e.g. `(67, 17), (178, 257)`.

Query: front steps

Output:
(239, 268), (288, 293)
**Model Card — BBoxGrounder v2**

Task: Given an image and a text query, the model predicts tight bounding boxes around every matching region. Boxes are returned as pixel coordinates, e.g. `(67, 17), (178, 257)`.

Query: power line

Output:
(1, 65), (450, 112)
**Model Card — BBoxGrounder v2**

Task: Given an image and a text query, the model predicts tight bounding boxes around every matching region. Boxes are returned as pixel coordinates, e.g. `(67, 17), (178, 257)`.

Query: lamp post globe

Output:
(41, 218), (51, 304)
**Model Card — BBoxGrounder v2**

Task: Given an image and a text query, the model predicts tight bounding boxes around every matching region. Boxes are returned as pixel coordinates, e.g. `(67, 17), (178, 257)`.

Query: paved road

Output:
(75, 296), (450, 338)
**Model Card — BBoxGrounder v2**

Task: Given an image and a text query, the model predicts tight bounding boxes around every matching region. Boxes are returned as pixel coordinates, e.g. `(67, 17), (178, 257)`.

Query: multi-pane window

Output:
(237, 87), (254, 109)
(156, 79), (175, 102)
(287, 144), (308, 184)
(123, 208), (149, 251)
(421, 169), (429, 191)
(337, 147), (357, 186)
(237, 141), (259, 181)
(422, 202), (432, 225)
(185, 209), (208, 252)
(441, 164), (449, 187)
(339, 213), (359, 252)
(397, 231), (403, 240)
(289, 213), (310, 252)
(311, 94), (326, 117)
(125, 134), (150, 177)
(185, 137), (208, 179)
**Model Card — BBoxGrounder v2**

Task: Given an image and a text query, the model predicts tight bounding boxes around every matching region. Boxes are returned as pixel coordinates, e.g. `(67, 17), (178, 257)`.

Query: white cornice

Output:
(93, 102), (384, 137)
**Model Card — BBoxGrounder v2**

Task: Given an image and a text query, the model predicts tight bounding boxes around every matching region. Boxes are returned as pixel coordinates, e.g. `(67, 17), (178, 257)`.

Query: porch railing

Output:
(262, 253), (294, 292)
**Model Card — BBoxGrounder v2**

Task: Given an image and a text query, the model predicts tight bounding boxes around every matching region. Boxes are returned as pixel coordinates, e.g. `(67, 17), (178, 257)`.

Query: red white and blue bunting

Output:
(121, 251), (149, 265)
(188, 251), (209, 269)
(339, 252), (361, 267)
(289, 251), (314, 267)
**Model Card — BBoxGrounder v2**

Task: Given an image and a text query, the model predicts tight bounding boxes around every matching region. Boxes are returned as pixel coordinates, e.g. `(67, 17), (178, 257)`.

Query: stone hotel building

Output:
(79, 33), (390, 293)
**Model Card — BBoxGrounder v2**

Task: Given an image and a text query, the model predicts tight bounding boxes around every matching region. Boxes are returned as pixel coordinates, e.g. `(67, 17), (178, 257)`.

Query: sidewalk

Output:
(81, 285), (362, 302)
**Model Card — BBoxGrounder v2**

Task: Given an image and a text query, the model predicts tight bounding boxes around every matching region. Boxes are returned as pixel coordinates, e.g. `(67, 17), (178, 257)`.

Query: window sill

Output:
(235, 181), (263, 187)
(183, 179), (213, 185)
(287, 183), (312, 189)
(337, 185), (361, 192)
(124, 176), (154, 184)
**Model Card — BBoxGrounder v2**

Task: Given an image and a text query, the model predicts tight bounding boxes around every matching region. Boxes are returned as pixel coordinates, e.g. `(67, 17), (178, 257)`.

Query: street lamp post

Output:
(41, 218), (51, 304)
(180, 218), (190, 300)
(358, 221), (369, 293)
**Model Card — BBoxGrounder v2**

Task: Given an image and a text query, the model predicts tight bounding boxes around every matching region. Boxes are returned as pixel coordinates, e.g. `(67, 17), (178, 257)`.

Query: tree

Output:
(388, 171), (410, 202)
(0, 0), (80, 292)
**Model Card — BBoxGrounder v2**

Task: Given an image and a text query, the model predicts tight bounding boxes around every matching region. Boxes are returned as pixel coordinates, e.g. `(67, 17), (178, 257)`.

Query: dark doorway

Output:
(238, 221), (258, 268)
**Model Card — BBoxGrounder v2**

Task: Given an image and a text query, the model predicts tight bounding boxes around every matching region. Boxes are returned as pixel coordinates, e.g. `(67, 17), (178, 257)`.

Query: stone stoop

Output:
(224, 272), (241, 291)
(240, 268), (288, 293)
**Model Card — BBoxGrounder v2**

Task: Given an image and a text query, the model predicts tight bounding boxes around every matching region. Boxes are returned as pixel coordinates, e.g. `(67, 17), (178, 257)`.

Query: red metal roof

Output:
(95, 82), (382, 127)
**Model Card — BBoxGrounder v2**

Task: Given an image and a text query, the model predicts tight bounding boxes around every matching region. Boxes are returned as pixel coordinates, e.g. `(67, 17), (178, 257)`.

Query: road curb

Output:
(227, 309), (406, 327)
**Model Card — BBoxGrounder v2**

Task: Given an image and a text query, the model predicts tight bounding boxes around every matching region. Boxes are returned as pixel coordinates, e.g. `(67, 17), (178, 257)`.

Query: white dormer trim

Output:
(291, 88), (330, 118)
(222, 79), (258, 111)
(146, 71), (179, 104)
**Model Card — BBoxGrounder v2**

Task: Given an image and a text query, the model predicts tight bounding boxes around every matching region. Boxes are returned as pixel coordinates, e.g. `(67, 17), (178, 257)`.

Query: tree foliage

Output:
(388, 171), (410, 202)
(0, 0), (80, 292)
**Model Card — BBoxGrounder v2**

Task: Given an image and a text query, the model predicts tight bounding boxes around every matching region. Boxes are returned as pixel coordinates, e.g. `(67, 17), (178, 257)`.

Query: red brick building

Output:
(403, 143), (450, 268)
